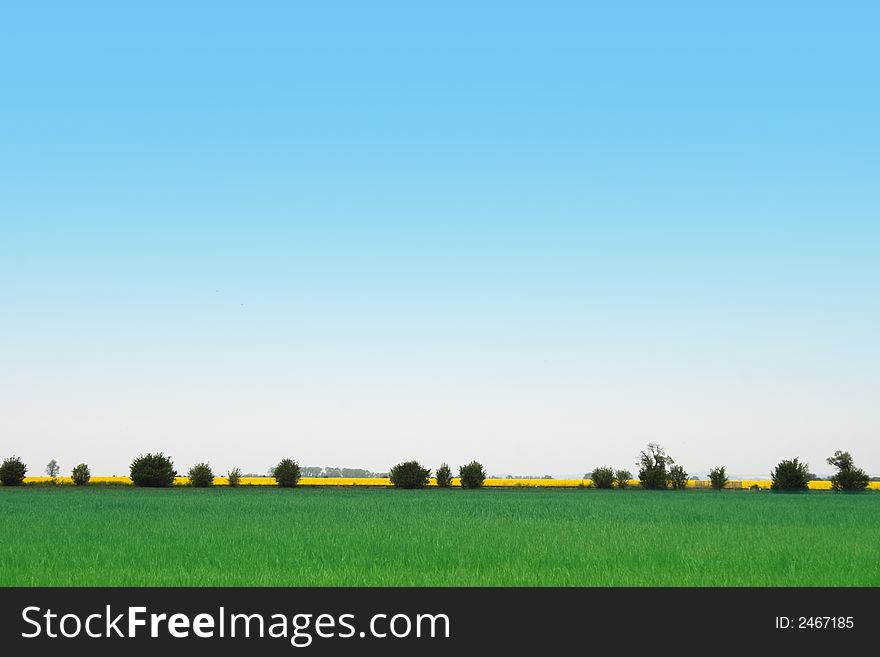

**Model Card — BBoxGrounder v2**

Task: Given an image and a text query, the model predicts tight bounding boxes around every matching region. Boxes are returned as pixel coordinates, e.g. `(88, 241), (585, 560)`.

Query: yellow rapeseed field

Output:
(21, 476), (880, 489)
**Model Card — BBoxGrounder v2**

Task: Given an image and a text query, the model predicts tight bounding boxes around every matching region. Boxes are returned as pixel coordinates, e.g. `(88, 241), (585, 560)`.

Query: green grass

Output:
(1, 486), (878, 586)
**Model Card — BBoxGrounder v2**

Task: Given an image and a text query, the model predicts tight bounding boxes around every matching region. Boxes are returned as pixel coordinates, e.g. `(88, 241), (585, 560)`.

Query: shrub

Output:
(668, 465), (688, 490)
(708, 466), (728, 491)
(130, 453), (177, 487)
(459, 461), (486, 489)
(826, 451), (869, 491)
(272, 459), (302, 488)
(187, 462), (214, 487)
(614, 469), (632, 489)
(389, 461), (431, 489)
(227, 468), (241, 487)
(638, 443), (672, 490)
(591, 467), (614, 489)
(770, 458), (810, 492)
(0, 456), (27, 486)
(71, 463), (91, 486)
(436, 463), (452, 488)
(831, 469), (870, 492)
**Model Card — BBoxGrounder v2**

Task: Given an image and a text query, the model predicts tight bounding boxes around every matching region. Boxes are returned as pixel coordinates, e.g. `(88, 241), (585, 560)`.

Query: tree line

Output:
(0, 443), (873, 491)
(587, 443), (871, 492)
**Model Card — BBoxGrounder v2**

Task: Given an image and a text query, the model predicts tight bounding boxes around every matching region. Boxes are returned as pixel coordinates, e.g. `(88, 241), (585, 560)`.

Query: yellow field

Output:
(20, 476), (880, 489)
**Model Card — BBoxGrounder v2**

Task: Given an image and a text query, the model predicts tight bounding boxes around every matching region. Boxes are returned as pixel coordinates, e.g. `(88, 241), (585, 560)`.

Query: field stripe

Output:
(20, 476), (880, 489)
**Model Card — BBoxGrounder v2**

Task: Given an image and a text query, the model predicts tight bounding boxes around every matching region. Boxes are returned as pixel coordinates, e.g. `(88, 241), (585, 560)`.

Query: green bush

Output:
(831, 469), (869, 492)
(272, 459), (302, 488)
(227, 468), (242, 487)
(389, 461), (431, 489)
(638, 443), (672, 490)
(188, 462), (214, 487)
(708, 466), (728, 490)
(614, 469), (632, 489)
(591, 467), (614, 489)
(668, 465), (688, 489)
(770, 458), (810, 492)
(0, 456), (27, 486)
(459, 461), (486, 489)
(130, 453), (177, 487)
(435, 463), (452, 488)
(71, 463), (90, 486)
(826, 451), (868, 491)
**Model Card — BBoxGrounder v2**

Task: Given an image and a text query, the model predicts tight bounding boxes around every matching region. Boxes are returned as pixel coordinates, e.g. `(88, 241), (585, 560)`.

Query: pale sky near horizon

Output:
(2, 2), (878, 478)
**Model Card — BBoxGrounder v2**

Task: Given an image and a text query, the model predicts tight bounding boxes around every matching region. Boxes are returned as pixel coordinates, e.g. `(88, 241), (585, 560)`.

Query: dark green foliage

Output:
(0, 456), (27, 486)
(435, 463), (452, 488)
(591, 467), (614, 489)
(130, 453), (176, 487)
(771, 458), (810, 492)
(227, 468), (241, 487)
(130, 452), (177, 488)
(708, 466), (728, 490)
(459, 461), (486, 489)
(827, 451), (869, 492)
(638, 443), (672, 490)
(668, 465), (688, 490)
(71, 463), (91, 486)
(389, 461), (431, 489)
(614, 469), (632, 489)
(187, 463), (214, 487)
(272, 459), (301, 488)
(831, 469), (870, 492)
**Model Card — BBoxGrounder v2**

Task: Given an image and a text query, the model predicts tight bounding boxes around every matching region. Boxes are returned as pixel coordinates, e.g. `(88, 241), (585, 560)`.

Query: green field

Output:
(1, 486), (878, 586)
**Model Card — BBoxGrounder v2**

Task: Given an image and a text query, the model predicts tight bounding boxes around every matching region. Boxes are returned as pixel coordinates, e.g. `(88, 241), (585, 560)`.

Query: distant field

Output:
(1, 487), (878, 586)
(22, 476), (880, 489)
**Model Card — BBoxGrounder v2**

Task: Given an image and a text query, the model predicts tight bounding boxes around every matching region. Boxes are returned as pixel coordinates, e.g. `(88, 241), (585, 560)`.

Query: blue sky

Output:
(2, 2), (878, 477)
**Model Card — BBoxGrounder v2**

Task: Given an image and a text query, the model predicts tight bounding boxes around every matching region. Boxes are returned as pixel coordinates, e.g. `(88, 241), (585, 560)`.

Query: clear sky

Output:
(2, 2), (878, 478)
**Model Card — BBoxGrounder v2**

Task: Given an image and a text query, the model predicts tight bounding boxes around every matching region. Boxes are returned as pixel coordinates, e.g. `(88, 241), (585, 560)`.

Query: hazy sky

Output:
(2, 2), (878, 478)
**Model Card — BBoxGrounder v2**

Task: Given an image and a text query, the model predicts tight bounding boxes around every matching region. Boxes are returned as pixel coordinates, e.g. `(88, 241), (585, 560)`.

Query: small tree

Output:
(188, 462), (214, 487)
(71, 463), (91, 486)
(272, 459), (302, 488)
(389, 461), (431, 489)
(638, 443), (672, 490)
(708, 466), (728, 491)
(827, 451), (869, 492)
(0, 456), (27, 486)
(459, 461), (486, 489)
(614, 469), (632, 489)
(770, 458), (810, 492)
(436, 463), (453, 488)
(227, 468), (242, 487)
(668, 465), (688, 489)
(46, 459), (60, 481)
(591, 467), (614, 489)
(130, 453), (177, 487)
